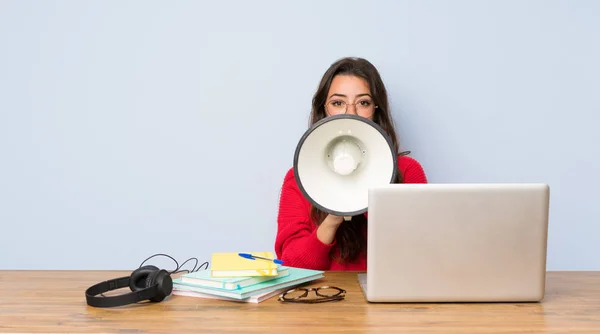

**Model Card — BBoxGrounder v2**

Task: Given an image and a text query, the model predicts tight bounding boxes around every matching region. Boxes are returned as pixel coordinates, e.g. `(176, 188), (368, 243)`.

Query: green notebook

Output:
(181, 267), (290, 290)
(173, 267), (324, 300)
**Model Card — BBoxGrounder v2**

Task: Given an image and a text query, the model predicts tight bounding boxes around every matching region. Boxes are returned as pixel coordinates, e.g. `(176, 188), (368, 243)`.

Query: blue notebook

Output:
(173, 267), (324, 300)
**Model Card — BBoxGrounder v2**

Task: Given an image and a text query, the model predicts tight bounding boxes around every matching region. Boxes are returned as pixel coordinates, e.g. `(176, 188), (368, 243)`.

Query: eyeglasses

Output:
(278, 286), (346, 303)
(325, 99), (378, 117)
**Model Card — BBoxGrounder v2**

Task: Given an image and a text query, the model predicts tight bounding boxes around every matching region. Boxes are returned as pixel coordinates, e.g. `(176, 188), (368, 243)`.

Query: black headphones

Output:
(85, 265), (173, 308)
(85, 254), (208, 308)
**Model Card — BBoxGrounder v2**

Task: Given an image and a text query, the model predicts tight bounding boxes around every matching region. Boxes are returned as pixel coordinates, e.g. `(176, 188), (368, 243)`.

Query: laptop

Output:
(358, 183), (550, 303)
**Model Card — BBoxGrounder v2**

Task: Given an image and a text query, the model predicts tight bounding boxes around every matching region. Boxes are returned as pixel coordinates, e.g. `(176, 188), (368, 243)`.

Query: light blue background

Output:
(1, 0), (598, 270)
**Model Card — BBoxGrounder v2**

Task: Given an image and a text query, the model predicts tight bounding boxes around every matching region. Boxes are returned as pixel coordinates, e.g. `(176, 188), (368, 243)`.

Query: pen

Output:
(238, 253), (284, 265)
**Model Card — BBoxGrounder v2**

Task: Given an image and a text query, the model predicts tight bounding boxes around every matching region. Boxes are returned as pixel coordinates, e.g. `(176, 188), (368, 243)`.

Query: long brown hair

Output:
(308, 57), (408, 263)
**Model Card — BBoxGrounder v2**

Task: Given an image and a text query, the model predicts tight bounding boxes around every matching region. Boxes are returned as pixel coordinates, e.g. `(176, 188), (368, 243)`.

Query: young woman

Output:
(274, 57), (428, 271)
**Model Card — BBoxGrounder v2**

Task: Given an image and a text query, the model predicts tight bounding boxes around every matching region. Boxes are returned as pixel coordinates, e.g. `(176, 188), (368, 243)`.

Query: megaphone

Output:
(293, 114), (398, 221)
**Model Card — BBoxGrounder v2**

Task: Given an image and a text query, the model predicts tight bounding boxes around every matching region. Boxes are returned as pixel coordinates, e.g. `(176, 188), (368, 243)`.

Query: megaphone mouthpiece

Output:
(328, 136), (363, 176)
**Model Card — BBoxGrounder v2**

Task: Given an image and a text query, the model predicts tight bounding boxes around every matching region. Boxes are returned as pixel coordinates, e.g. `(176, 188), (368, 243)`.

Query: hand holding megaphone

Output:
(316, 213), (346, 244)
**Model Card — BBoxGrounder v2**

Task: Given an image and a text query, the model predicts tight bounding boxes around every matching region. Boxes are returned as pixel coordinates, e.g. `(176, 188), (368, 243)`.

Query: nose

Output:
(345, 104), (358, 115)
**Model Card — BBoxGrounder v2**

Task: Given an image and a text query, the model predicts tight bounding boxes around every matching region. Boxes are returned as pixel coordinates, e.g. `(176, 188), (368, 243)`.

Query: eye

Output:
(358, 100), (372, 106)
(330, 100), (345, 107)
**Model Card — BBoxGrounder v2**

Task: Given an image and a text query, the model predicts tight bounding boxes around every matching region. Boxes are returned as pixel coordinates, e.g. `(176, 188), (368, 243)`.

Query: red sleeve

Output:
(274, 169), (334, 270)
(399, 156), (428, 184)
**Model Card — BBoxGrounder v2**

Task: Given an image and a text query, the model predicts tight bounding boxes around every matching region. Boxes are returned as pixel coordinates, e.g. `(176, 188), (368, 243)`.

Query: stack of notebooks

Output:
(172, 252), (324, 303)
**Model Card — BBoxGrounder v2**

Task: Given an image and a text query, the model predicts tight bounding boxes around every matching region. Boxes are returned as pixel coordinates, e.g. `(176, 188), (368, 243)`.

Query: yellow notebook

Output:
(210, 252), (279, 277)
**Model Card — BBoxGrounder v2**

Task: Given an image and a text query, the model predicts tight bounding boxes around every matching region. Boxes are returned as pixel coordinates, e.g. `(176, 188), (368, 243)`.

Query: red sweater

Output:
(274, 155), (428, 271)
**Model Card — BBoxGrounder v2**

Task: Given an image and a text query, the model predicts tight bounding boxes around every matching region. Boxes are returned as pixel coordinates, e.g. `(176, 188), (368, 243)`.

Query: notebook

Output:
(181, 267), (290, 290)
(172, 287), (289, 303)
(173, 267), (324, 300)
(210, 252), (279, 277)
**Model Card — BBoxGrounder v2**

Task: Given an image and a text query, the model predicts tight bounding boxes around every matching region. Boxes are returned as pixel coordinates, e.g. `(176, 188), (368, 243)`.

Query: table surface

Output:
(1, 270), (600, 333)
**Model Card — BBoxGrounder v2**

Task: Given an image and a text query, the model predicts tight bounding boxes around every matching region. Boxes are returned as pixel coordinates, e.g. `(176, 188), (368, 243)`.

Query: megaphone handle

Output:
(343, 216), (352, 221)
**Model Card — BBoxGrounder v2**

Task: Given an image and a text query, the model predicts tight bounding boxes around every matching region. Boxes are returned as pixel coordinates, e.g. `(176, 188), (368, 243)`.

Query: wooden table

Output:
(1, 270), (599, 333)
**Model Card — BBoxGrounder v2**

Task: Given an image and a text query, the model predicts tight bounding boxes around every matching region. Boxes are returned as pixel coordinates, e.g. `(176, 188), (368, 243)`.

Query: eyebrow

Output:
(328, 93), (372, 99)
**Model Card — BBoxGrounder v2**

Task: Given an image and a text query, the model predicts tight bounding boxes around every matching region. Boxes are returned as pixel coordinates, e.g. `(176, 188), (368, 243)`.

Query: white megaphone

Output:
(293, 114), (398, 221)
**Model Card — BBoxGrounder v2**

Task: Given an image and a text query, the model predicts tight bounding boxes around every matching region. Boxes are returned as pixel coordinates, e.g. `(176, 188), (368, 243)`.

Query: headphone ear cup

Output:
(148, 269), (173, 302)
(129, 265), (159, 292)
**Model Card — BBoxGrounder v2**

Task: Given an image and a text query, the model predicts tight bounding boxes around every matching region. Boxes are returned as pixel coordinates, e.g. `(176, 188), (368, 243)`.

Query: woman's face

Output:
(325, 74), (377, 120)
